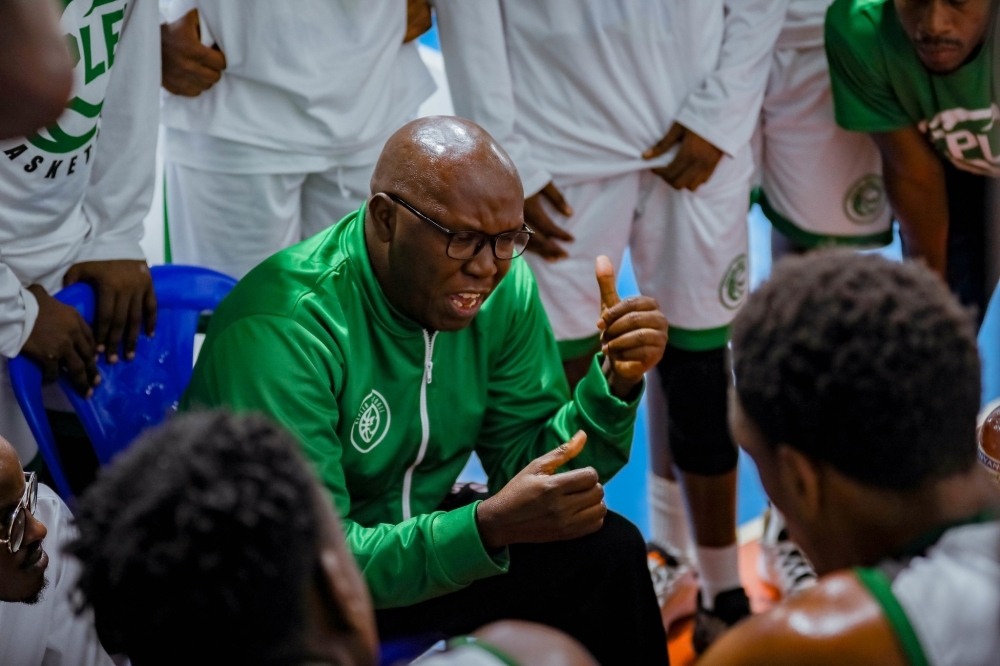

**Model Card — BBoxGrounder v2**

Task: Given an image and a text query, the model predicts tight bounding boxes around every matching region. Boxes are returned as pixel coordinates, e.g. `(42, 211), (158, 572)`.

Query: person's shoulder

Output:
(697, 572), (907, 666)
(826, 0), (889, 51)
(214, 229), (354, 329)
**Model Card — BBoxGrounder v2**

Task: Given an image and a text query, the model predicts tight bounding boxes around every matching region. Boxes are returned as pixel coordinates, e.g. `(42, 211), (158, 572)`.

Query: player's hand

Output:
(161, 9), (226, 97)
(595, 255), (668, 399)
(523, 182), (575, 261)
(475, 431), (606, 549)
(644, 122), (724, 192)
(20, 285), (99, 397)
(404, 0), (433, 43)
(63, 260), (157, 365)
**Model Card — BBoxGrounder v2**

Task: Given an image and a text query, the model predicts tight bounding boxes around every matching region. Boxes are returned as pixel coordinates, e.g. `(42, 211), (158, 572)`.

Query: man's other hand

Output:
(161, 9), (226, 97)
(523, 182), (575, 261)
(63, 260), (157, 365)
(21, 285), (99, 397)
(404, 0), (433, 43)
(595, 255), (667, 399)
(644, 122), (724, 192)
(475, 432), (606, 550)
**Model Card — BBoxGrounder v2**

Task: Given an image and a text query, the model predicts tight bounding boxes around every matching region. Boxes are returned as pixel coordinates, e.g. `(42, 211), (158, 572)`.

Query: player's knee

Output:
(658, 345), (739, 476)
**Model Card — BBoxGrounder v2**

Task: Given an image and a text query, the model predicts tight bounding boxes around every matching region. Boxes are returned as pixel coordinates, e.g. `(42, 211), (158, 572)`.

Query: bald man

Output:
(182, 117), (670, 664)
(0, 436), (112, 665)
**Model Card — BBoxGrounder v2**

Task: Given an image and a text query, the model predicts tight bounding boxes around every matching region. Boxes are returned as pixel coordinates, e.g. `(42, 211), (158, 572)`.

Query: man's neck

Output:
(836, 468), (998, 567)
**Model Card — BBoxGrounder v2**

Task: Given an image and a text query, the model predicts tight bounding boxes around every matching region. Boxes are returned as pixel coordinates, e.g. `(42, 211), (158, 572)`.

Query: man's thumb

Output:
(538, 431), (587, 474)
(596, 255), (620, 310)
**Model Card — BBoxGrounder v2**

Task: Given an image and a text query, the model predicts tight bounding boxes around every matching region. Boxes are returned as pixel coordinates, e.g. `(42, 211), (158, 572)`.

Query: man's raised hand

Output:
(475, 431), (606, 550)
(595, 255), (668, 399)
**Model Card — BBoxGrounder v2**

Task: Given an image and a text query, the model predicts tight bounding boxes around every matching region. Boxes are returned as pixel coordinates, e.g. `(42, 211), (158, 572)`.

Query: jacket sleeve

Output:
(0, 265), (38, 358)
(475, 267), (641, 493)
(431, 0), (551, 197)
(77, 0), (159, 264)
(674, 0), (789, 156)
(182, 315), (508, 609)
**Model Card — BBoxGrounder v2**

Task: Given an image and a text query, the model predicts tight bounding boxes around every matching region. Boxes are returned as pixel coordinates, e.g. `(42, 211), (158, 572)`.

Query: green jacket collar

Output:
(345, 202), (425, 339)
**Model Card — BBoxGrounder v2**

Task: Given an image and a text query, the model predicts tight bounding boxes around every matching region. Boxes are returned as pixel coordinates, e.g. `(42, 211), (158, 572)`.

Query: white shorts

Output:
(165, 162), (373, 279)
(758, 42), (891, 248)
(523, 145), (754, 357)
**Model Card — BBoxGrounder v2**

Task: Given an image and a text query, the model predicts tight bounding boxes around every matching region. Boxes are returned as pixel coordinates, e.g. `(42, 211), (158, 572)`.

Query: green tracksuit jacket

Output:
(181, 205), (641, 608)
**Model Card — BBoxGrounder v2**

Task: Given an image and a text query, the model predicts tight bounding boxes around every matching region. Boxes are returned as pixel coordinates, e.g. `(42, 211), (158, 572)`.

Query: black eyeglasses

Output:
(0, 472), (37, 554)
(384, 193), (534, 260)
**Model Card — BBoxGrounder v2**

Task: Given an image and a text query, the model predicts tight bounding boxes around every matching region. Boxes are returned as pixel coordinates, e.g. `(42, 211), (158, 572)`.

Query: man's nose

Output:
(23, 512), (46, 546)
(922, 0), (952, 36)
(464, 244), (499, 279)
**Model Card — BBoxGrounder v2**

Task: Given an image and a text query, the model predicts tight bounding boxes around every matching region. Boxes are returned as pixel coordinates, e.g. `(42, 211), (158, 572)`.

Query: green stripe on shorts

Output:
(669, 325), (730, 352)
(557, 333), (602, 362)
(759, 190), (893, 250)
(854, 567), (930, 666)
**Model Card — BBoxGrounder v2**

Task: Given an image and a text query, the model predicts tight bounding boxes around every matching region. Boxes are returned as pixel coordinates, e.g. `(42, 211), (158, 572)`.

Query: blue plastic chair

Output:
(9, 265), (236, 501)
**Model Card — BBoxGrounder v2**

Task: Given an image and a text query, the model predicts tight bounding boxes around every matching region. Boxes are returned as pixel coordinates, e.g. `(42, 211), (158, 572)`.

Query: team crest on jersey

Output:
(843, 174), (887, 226)
(719, 254), (748, 311)
(350, 390), (391, 453)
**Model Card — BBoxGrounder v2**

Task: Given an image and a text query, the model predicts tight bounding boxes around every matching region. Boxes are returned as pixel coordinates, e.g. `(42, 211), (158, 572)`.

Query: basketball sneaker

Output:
(757, 505), (817, 598)
(646, 542), (698, 630)
(692, 587), (752, 654)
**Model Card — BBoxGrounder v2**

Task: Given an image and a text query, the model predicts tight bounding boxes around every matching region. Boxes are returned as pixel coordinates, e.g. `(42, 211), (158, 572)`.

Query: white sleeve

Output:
(39, 487), (115, 666)
(78, 0), (160, 264)
(431, 0), (551, 197)
(674, 0), (788, 156)
(0, 265), (38, 358)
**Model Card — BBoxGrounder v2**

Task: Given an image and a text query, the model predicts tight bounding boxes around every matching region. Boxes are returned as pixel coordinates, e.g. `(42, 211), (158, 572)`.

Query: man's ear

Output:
(776, 444), (822, 523)
(366, 193), (396, 243)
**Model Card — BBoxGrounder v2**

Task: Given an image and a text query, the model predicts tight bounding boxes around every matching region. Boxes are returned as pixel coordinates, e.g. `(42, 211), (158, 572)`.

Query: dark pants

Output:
(376, 511), (669, 665)
(942, 161), (990, 326)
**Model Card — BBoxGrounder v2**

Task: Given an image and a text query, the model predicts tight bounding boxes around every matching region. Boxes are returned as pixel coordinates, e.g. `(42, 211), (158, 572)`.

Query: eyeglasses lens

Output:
(447, 232), (486, 260)
(10, 508), (24, 553)
(26, 475), (37, 514)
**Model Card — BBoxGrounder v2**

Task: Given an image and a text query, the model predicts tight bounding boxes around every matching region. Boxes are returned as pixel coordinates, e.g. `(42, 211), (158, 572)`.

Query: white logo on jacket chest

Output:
(350, 390), (391, 453)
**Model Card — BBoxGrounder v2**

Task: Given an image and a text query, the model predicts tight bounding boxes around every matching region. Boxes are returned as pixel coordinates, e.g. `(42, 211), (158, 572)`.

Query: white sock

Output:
(696, 544), (741, 610)
(648, 473), (694, 559)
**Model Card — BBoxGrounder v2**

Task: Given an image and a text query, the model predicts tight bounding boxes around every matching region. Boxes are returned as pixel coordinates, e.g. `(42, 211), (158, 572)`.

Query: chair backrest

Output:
(9, 265), (236, 500)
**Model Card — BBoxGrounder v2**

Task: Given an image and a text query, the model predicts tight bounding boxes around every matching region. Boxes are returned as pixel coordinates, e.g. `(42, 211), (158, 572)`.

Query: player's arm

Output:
(697, 572), (907, 666)
(72, 0), (161, 365)
(647, 0), (789, 191)
(431, 0), (569, 259)
(0, 0), (73, 139)
(872, 127), (949, 276)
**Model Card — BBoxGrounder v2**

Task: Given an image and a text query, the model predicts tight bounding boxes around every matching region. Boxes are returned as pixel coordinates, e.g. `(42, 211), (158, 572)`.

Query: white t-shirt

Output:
(0, 485), (113, 666)
(495, 0), (789, 185)
(0, 0), (159, 358)
(160, 0), (435, 172)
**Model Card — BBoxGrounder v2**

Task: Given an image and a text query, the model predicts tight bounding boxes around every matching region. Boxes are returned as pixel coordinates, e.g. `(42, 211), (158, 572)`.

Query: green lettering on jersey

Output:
(84, 0), (120, 18)
(80, 24), (105, 84)
(101, 9), (124, 68)
(26, 123), (97, 154)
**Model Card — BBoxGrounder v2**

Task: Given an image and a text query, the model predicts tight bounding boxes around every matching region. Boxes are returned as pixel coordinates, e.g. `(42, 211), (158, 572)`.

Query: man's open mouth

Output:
(449, 292), (484, 312)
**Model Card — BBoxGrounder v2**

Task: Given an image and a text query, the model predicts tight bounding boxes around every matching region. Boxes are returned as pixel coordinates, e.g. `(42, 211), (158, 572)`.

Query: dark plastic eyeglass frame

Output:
(0, 472), (37, 554)
(383, 193), (534, 260)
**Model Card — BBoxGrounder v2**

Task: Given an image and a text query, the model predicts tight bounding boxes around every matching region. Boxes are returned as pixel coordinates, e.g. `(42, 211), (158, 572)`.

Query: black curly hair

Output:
(67, 411), (321, 666)
(731, 251), (981, 490)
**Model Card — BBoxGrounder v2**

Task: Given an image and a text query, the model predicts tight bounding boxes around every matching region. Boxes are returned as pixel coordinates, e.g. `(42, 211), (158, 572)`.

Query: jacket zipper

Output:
(402, 329), (437, 520)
